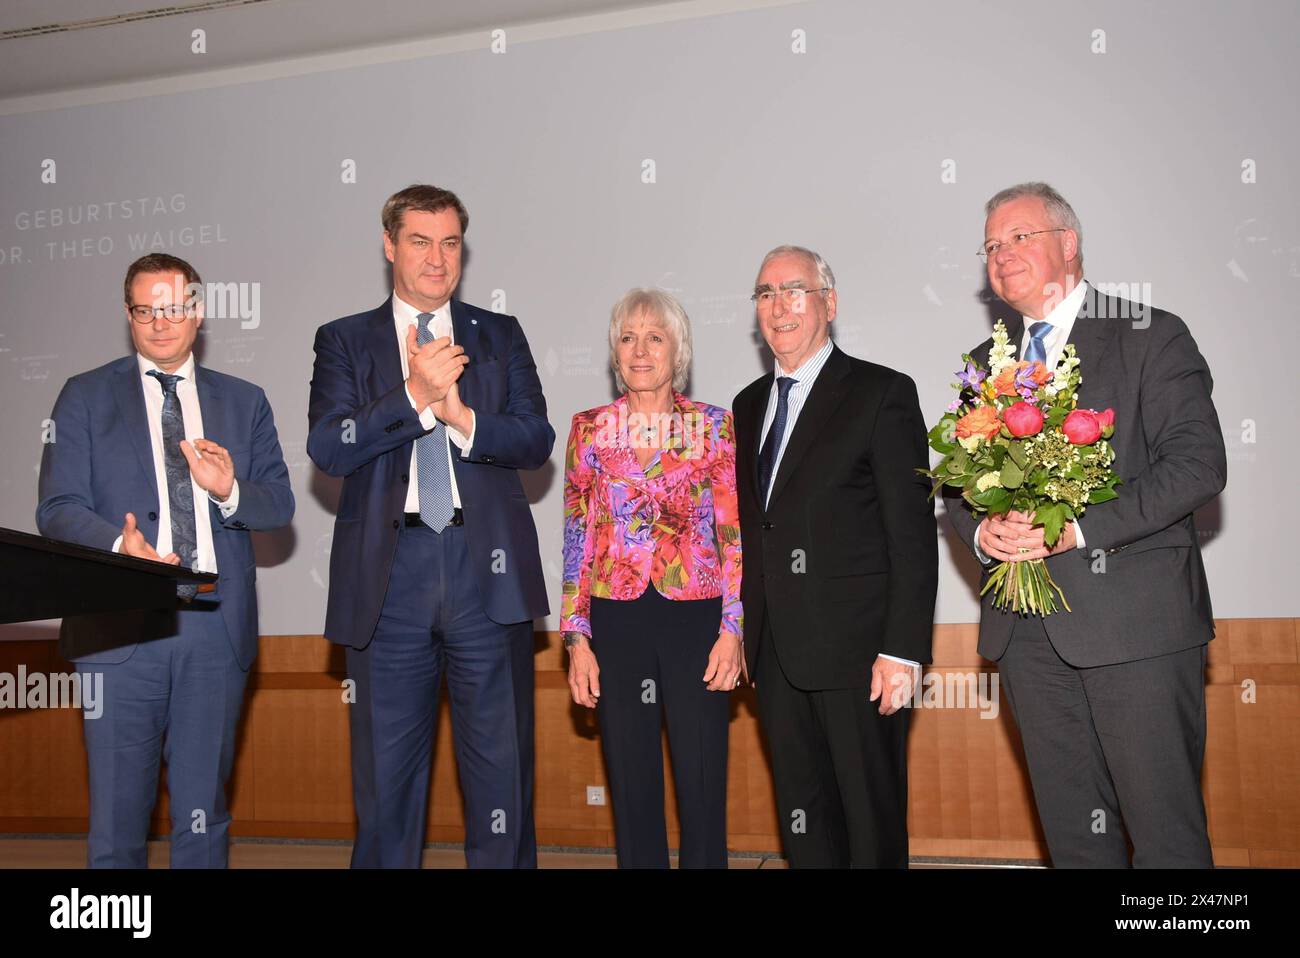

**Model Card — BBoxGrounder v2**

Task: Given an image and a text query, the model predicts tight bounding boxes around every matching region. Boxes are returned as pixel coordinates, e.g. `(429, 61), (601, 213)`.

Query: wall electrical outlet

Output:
(586, 786), (605, 806)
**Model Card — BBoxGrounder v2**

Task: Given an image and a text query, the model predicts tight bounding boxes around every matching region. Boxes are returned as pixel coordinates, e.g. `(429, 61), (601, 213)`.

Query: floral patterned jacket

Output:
(560, 392), (743, 641)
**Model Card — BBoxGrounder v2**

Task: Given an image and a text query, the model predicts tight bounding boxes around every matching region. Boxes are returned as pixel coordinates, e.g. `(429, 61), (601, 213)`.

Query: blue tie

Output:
(1024, 321), (1052, 366)
(414, 312), (456, 532)
(146, 370), (198, 597)
(757, 376), (795, 506)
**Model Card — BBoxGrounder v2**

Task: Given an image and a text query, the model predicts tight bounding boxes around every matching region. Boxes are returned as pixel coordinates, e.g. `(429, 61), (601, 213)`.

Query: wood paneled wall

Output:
(0, 619), (1296, 866)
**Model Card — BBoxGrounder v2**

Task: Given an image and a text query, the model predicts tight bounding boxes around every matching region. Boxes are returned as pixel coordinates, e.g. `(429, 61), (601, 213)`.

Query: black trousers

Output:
(755, 621), (910, 868)
(589, 587), (729, 868)
(997, 615), (1212, 868)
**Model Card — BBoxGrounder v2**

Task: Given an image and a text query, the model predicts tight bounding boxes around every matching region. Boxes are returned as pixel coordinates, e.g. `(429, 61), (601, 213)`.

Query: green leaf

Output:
(971, 486), (1012, 513)
(1088, 487), (1119, 504)
(1000, 460), (1024, 489)
(929, 417), (958, 454)
(1008, 442), (1028, 468)
(1036, 502), (1066, 545)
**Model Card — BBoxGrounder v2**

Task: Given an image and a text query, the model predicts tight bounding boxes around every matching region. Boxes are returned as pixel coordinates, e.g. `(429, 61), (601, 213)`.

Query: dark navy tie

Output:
(414, 312), (456, 531)
(757, 376), (795, 506)
(1024, 321), (1052, 366)
(146, 369), (198, 597)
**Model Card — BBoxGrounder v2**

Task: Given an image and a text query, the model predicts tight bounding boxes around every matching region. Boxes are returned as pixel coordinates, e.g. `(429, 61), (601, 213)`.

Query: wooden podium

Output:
(0, 526), (216, 624)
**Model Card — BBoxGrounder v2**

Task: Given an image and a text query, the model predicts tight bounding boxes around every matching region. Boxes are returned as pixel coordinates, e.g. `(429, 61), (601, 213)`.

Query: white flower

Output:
(958, 435), (982, 453)
(988, 319), (1017, 377)
(976, 472), (1003, 493)
(1051, 344), (1080, 393)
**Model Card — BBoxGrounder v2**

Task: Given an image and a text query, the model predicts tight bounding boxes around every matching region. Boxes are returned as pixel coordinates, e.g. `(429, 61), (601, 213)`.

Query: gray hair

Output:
(985, 182), (1084, 273)
(755, 245), (836, 291)
(608, 287), (692, 394)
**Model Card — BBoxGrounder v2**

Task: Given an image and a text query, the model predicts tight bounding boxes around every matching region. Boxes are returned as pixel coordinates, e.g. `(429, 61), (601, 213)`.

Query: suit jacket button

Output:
(401, 473), (409, 483)
(393, 519), (400, 530)
(761, 521), (773, 530)
(148, 511), (158, 521)
(482, 455), (495, 464)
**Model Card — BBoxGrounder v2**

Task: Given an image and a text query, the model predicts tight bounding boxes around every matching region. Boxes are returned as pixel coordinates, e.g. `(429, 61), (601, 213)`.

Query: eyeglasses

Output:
(977, 228), (1067, 262)
(751, 287), (830, 307)
(128, 304), (196, 324)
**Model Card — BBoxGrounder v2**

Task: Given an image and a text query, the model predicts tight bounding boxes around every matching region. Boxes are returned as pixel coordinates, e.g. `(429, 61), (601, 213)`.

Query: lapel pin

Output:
(471, 319), (478, 325)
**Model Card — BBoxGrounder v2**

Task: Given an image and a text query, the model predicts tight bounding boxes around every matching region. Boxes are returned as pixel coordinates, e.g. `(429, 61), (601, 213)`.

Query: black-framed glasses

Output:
(977, 228), (1067, 262)
(128, 304), (196, 324)
(751, 286), (831, 307)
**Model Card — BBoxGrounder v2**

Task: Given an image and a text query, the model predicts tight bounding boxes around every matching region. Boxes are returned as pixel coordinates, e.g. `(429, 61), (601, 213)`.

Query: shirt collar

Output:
(774, 336), (834, 380)
(1024, 279), (1089, 330)
(137, 351), (196, 383)
(393, 293), (451, 332)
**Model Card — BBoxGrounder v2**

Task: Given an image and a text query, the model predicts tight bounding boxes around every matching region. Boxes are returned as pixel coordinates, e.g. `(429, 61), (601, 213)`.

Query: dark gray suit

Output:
(945, 285), (1226, 867)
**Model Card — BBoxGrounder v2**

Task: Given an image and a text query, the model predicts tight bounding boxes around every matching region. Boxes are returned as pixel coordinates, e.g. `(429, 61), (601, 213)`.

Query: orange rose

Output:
(1026, 361), (1053, 386)
(955, 405), (1001, 441)
(990, 360), (1051, 397)
(989, 366), (1019, 397)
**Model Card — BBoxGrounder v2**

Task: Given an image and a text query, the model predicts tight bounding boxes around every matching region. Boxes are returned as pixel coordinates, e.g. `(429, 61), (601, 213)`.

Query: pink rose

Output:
(1062, 409), (1102, 445)
(1003, 401), (1044, 437)
(1096, 408), (1115, 431)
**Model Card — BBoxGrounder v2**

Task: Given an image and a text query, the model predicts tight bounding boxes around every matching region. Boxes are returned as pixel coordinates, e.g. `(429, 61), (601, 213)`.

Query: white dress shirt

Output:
(972, 280), (1090, 561)
(759, 336), (917, 670)
(392, 294), (476, 512)
(112, 352), (239, 571)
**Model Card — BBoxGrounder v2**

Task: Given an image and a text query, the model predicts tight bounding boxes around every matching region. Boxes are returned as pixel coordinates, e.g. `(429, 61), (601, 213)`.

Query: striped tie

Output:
(414, 312), (456, 531)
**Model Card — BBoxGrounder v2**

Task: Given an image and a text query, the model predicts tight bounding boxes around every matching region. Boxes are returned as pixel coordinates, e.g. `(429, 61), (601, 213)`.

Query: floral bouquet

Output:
(922, 320), (1121, 615)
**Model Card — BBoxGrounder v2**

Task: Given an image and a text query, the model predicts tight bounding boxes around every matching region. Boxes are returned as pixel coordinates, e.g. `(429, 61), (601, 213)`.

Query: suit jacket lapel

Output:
(450, 299), (485, 408)
(112, 358), (158, 489)
(765, 346), (853, 510)
(368, 297), (404, 396)
(746, 373), (775, 495)
(193, 364), (226, 527)
(194, 363), (225, 440)
(1068, 284), (1120, 407)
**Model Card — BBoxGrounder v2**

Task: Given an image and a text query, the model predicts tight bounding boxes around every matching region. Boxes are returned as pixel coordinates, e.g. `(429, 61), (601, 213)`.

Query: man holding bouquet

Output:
(944, 182), (1227, 867)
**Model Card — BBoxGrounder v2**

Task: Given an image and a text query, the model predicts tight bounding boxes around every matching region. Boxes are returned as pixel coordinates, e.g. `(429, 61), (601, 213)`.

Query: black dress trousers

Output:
(589, 587), (729, 868)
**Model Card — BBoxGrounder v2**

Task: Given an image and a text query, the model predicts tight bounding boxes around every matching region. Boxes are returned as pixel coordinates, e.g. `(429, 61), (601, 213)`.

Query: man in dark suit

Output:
(734, 245), (937, 868)
(945, 182), (1227, 867)
(37, 252), (294, 868)
(307, 185), (554, 868)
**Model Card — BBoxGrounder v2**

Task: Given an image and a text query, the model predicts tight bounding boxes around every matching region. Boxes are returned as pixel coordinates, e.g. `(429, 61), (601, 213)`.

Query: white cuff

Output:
(1072, 519), (1086, 549)
(406, 382), (438, 430)
(211, 479), (240, 517)
(446, 409), (476, 457)
(973, 520), (993, 564)
(111, 534), (124, 554)
(878, 653), (920, 669)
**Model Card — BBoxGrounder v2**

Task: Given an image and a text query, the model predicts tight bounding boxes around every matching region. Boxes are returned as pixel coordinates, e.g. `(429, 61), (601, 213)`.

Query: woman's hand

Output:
(703, 632), (743, 692)
(566, 633), (601, 708)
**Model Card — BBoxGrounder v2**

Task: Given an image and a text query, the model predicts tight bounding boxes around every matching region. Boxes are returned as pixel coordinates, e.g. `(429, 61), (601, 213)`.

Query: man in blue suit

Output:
(37, 252), (294, 868)
(308, 185), (554, 868)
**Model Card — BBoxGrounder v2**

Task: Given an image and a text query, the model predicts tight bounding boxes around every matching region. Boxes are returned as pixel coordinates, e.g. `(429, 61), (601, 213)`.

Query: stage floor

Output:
(0, 838), (1038, 868)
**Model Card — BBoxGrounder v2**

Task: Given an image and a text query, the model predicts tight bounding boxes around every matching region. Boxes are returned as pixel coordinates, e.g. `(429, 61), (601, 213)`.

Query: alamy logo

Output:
(149, 277), (261, 329)
(49, 889), (151, 938)
(0, 667), (102, 719)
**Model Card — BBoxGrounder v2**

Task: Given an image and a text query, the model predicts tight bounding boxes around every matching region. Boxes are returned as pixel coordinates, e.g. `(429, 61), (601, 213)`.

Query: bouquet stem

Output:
(980, 558), (1072, 615)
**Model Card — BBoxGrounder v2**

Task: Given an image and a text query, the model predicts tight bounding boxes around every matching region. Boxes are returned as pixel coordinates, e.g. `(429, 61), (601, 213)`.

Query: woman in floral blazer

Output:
(560, 288), (743, 868)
